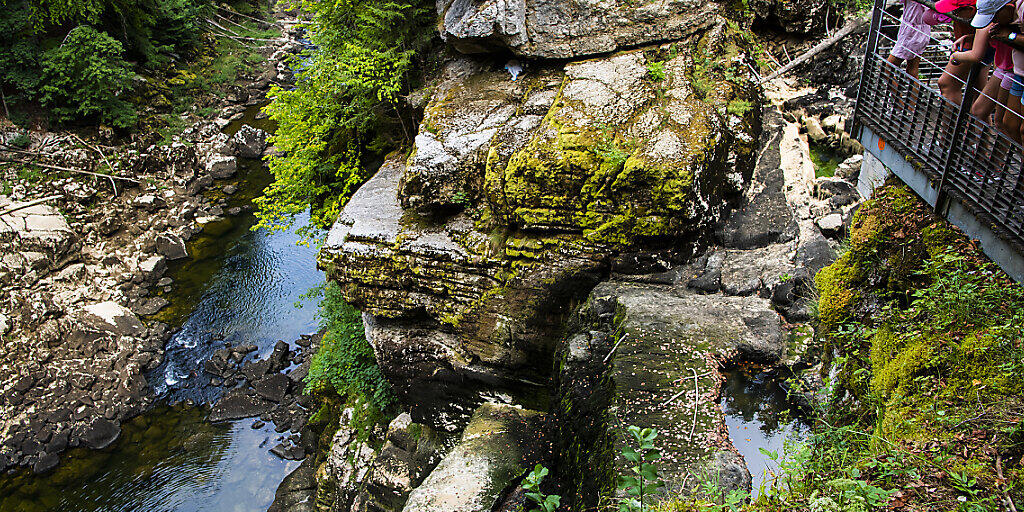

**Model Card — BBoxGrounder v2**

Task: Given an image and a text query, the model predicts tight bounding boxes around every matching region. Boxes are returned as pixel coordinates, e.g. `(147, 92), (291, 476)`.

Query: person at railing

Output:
(937, 0), (988, 104)
(889, 0), (952, 76)
(948, 0), (1023, 132)
(991, 1), (1024, 142)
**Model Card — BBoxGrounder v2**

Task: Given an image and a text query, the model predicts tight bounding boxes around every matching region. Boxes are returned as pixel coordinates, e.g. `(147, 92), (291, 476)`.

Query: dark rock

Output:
(267, 457), (317, 512)
(32, 452), (59, 474)
(155, 234), (188, 260)
(750, 0), (834, 35)
(252, 420), (265, 429)
(253, 373), (291, 403)
(83, 418), (121, 450)
(209, 389), (273, 422)
(240, 358), (272, 382)
(716, 114), (797, 249)
(269, 443), (305, 461)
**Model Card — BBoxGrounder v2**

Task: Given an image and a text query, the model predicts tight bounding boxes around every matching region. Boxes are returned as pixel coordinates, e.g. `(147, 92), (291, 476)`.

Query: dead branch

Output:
(0, 195), (64, 217)
(996, 455), (1019, 512)
(760, 16), (870, 83)
(71, 133), (119, 196)
(217, 6), (281, 28)
(689, 368), (700, 440)
(0, 158), (140, 183)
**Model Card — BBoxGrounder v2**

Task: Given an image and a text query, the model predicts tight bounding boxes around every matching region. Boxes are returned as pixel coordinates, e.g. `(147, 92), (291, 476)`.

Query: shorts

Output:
(1001, 70), (1016, 89)
(1011, 74), (1024, 97)
(981, 45), (996, 67)
(996, 67), (1008, 81)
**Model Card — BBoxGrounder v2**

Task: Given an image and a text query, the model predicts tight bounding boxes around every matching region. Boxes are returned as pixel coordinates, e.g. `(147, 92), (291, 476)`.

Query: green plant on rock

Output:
(523, 464), (562, 512)
(646, 60), (666, 82)
(618, 425), (665, 512)
(305, 281), (394, 412)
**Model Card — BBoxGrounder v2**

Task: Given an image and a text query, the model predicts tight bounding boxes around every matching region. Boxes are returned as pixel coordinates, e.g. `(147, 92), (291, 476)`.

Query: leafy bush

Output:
(256, 0), (437, 238)
(618, 425), (665, 512)
(523, 465), (561, 512)
(38, 26), (136, 128)
(305, 281), (393, 411)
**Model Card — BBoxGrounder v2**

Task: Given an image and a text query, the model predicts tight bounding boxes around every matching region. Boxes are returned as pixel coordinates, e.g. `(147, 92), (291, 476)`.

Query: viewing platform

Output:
(853, 0), (1024, 282)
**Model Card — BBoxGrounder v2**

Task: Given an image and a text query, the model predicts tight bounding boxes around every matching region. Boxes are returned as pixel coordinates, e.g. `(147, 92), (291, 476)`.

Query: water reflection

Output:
(1, 136), (324, 510)
(721, 367), (811, 499)
(0, 405), (297, 512)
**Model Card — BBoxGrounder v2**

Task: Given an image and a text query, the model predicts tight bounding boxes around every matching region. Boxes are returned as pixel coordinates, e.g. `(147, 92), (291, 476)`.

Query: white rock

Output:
(817, 213), (843, 232)
(204, 154), (237, 179)
(79, 302), (145, 336)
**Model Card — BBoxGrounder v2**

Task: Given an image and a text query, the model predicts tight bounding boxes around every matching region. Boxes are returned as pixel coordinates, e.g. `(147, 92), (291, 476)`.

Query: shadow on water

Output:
(0, 405), (298, 512)
(721, 367), (811, 499)
(0, 103), (324, 511)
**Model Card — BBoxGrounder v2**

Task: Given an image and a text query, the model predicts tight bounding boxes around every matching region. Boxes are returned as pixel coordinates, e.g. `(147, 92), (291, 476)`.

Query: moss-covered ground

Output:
(658, 181), (1024, 511)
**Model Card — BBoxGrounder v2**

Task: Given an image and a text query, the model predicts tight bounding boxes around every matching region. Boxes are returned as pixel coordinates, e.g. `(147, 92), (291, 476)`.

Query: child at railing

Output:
(948, 0), (1020, 123)
(892, 0), (954, 75)
(992, 1), (1024, 142)
(889, 0), (952, 76)
(937, 0), (988, 104)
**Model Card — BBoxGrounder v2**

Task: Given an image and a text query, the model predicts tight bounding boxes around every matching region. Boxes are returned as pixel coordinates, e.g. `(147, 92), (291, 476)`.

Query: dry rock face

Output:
(438, 0), (723, 58)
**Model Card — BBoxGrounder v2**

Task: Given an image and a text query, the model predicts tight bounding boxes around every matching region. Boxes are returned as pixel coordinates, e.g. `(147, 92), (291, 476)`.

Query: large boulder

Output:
(78, 302), (146, 337)
(320, 34), (761, 414)
(555, 281), (783, 508)
(437, 0), (723, 59)
(402, 403), (547, 512)
(229, 125), (269, 159)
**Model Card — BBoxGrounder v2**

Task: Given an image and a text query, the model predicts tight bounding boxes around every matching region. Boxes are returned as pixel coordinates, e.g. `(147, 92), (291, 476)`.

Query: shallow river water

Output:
(0, 115), (325, 511)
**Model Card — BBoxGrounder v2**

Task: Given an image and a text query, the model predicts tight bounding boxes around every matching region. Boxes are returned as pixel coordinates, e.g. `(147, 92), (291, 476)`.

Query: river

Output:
(0, 111), (324, 512)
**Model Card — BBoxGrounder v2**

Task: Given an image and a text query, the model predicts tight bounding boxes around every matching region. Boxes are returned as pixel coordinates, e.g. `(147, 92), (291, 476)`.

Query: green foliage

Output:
(8, 132), (31, 148)
(257, 0), (437, 238)
(523, 464), (562, 512)
(38, 26), (137, 128)
(646, 60), (666, 82)
(618, 425), (665, 512)
(0, 2), (42, 93)
(305, 281), (394, 412)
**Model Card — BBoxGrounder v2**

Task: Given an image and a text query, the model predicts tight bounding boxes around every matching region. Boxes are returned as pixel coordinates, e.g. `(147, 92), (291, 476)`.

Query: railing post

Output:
(934, 62), (982, 214)
(852, 0), (887, 138)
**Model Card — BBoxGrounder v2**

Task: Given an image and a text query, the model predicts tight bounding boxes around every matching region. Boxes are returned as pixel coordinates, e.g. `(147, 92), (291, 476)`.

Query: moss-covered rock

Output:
(402, 403), (547, 512)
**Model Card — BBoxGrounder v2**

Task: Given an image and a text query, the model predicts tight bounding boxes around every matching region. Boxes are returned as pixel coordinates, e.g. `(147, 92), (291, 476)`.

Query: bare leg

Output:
(940, 60), (973, 104)
(906, 57), (920, 78)
(971, 74), (1003, 119)
(1007, 94), (1024, 143)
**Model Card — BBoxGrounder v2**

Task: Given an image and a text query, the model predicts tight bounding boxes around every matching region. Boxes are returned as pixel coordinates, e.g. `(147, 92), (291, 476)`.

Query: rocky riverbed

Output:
(0, 11), (308, 475)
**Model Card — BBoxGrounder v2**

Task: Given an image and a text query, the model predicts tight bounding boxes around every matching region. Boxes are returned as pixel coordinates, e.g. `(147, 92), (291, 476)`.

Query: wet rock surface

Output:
(205, 334), (319, 459)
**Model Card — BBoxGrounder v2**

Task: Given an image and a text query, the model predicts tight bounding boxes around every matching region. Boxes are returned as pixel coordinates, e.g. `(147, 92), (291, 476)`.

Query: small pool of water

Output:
(721, 367), (811, 499)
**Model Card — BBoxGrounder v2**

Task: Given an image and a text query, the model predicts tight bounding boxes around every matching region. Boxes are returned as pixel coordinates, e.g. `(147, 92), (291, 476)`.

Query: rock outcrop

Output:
(437, 0), (723, 59)
(316, 411), (442, 512)
(320, 23), (762, 425)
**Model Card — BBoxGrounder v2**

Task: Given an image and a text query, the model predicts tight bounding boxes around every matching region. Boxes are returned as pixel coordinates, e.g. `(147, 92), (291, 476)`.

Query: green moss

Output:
(814, 252), (860, 329)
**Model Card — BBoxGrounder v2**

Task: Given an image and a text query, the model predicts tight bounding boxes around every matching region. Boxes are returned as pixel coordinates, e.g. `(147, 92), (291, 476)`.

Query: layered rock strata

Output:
(320, 24), (762, 423)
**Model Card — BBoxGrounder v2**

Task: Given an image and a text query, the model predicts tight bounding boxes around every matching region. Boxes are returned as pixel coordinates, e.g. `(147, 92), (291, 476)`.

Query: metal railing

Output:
(853, 0), (1024, 250)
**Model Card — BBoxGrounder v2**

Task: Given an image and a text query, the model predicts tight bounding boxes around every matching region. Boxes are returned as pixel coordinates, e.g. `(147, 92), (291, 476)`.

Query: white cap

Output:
(972, 0), (1010, 27)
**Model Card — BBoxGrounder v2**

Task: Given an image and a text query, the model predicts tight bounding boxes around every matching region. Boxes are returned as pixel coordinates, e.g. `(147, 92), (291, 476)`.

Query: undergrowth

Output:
(663, 182), (1024, 511)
